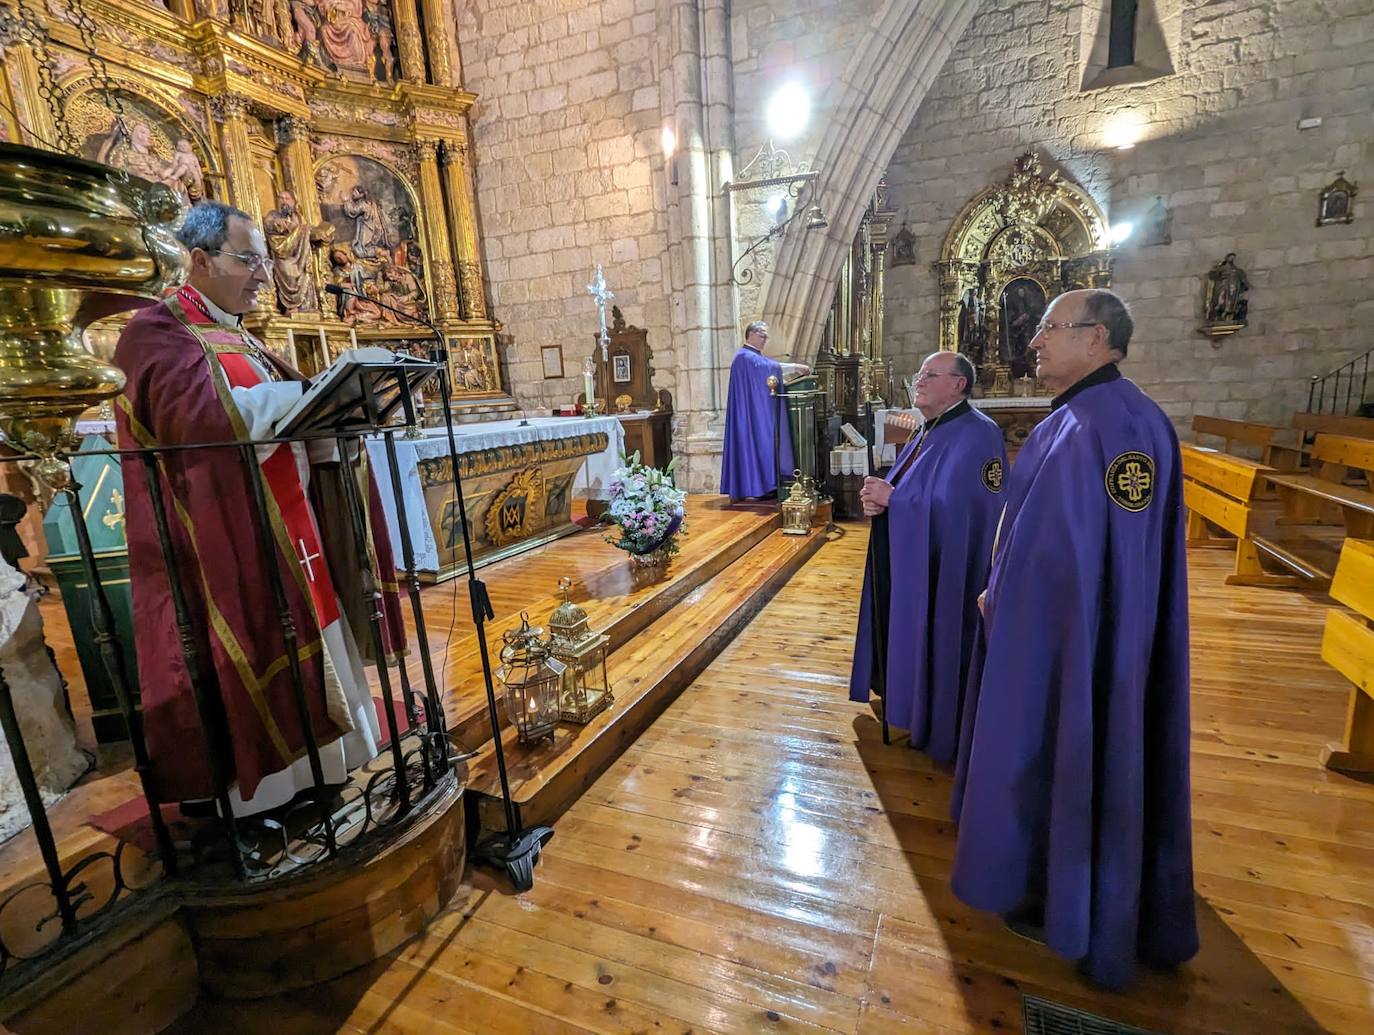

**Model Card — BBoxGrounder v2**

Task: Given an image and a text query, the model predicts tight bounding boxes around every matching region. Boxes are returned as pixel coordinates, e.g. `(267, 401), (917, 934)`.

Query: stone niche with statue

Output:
(0, 0), (502, 406)
(934, 153), (1113, 452)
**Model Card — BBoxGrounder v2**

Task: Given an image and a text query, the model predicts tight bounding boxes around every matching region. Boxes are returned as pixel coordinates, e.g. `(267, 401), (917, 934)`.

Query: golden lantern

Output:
(496, 613), (564, 744)
(547, 577), (613, 725)
(780, 472), (814, 535)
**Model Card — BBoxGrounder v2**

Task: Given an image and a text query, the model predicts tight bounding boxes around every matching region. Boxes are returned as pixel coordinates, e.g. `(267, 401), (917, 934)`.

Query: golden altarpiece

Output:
(0, 0), (501, 402)
(935, 153), (1113, 450)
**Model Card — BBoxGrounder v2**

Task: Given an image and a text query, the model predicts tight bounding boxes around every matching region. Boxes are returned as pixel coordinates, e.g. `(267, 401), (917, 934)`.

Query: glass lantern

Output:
(781, 472), (814, 536)
(548, 577), (613, 725)
(496, 613), (564, 744)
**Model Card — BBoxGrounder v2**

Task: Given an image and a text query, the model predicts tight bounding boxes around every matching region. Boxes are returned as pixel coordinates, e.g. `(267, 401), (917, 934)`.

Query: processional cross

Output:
(585, 264), (615, 362)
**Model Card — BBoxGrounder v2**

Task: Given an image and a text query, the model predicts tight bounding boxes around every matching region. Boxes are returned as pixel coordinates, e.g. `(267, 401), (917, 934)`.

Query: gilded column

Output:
(413, 140), (459, 322)
(210, 94), (262, 223)
(417, 0), (454, 87)
(7, 47), (60, 150)
(390, 0), (427, 82)
(440, 139), (487, 321)
(275, 115), (321, 226)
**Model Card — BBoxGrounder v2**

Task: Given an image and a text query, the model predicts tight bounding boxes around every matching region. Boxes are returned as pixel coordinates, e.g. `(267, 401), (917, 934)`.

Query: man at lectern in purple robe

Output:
(720, 321), (809, 500)
(950, 289), (1198, 989)
(848, 351), (1005, 767)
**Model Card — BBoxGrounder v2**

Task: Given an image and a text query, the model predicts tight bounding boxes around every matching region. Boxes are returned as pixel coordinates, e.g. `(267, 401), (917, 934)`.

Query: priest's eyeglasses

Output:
(1034, 320), (1103, 335)
(213, 249), (275, 274)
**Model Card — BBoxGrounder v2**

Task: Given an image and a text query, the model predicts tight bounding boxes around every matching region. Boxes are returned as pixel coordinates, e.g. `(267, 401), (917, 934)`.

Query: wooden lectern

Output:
(583, 307), (673, 469)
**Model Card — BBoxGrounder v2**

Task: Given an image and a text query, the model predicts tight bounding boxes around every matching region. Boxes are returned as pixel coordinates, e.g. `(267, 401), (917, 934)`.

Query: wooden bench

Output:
(1293, 411), (1374, 442)
(1320, 539), (1374, 776)
(1256, 435), (1374, 581)
(1179, 444), (1290, 586)
(1191, 414), (1301, 470)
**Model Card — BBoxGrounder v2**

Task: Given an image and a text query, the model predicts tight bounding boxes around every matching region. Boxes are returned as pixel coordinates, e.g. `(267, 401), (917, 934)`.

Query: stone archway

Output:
(760, 0), (984, 363)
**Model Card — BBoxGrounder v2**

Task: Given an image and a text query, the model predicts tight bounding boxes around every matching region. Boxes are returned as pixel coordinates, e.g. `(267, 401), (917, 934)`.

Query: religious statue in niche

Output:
(316, 154), (428, 326)
(264, 189), (322, 314)
(289, 0), (399, 81)
(1317, 172), (1357, 226)
(890, 223), (917, 267)
(998, 278), (1046, 376)
(1202, 253), (1249, 338)
(73, 89), (208, 201)
(956, 287), (986, 352)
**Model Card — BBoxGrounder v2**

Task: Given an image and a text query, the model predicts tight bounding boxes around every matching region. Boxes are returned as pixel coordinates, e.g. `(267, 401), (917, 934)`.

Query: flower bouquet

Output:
(604, 451), (687, 567)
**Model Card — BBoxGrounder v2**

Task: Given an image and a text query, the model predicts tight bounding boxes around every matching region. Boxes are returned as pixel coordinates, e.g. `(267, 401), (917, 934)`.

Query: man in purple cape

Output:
(720, 321), (806, 500)
(848, 351), (1006, 767)
(950, 289), (1197, 989)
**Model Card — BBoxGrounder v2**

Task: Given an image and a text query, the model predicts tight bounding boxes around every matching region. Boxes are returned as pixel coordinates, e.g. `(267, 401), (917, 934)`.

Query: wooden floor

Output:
(169, 524), (1374, 1034)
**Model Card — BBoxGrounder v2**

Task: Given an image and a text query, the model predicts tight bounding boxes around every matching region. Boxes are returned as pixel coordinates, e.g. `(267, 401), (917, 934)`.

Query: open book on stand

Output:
(274, 347), (441, 438)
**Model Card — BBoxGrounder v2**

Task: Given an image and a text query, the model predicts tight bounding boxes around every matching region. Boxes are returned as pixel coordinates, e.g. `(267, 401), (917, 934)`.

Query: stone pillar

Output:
(412, 140), (459, 322)
(210, 94), (263, 223)
(275, 116), (321, 226)
(417, 0), (454, 87)
(390, 0), (427, 82)
(440, 140), (487, 321)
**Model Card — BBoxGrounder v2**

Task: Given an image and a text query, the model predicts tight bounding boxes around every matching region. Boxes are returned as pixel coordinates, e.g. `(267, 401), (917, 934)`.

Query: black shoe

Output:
(1002, 903), (1047, 944)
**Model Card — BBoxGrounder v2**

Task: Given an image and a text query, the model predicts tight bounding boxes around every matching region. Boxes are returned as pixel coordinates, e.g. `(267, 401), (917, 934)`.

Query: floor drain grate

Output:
(1022, 995), (1163, 1035)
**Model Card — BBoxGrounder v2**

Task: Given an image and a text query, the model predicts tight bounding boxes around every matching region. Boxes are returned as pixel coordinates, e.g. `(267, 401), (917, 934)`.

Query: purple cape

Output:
(950, 372), (1197, 989)
(848, 405), (1006, 767)
(720, 346), (794, 499)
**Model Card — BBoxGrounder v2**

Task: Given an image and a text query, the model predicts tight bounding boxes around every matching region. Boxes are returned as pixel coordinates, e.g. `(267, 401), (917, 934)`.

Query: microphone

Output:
(322, 282), (446, 364)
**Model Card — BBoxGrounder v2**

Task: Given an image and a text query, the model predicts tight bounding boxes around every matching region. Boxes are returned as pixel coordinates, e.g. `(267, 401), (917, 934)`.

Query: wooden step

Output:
(409, 497), (785, 747)
(466, 526), (829, 832)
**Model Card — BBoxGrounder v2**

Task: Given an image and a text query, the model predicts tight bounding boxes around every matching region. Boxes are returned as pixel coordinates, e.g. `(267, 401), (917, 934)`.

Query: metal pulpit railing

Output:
(0, 373), (464, 990)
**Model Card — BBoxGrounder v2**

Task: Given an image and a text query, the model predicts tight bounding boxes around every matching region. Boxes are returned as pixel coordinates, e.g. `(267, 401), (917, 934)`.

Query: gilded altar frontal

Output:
(0, 0), (498, 395)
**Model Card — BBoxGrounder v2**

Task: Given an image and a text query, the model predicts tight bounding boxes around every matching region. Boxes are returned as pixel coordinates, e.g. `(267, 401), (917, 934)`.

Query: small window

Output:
(1107, 0), (1138, 69)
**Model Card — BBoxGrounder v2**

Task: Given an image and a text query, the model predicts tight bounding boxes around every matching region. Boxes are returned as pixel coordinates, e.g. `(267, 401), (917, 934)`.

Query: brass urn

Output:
(0, 142), (185, 484)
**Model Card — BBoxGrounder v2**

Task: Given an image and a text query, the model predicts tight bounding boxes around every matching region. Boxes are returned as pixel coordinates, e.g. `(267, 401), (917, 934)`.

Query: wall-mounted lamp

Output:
(1109, 221), (1134, 245)
(661, 123), (678, 186)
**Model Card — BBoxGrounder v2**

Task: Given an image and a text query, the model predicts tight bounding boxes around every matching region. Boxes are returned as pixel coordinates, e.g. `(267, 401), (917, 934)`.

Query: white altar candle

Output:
(583, 371), (595, 410)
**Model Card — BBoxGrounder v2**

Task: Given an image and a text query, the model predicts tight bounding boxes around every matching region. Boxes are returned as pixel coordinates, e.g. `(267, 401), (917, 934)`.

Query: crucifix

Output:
(585, 264), (615, 362)
(296, 538), (321, 582)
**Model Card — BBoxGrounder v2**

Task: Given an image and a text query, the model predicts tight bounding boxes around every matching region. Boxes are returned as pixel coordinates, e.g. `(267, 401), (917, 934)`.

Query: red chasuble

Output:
(114, 286), (406, 806)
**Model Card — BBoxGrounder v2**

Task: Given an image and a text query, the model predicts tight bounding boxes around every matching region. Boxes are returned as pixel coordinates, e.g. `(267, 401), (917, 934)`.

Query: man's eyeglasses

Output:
(1034, 320), (1103, 336)
(914, 371), (961, 382)
(212, 249), (275, 274)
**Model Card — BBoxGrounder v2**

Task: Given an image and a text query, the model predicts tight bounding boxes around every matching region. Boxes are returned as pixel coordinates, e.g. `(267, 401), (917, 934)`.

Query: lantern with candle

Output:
(496, 613), (564, 744)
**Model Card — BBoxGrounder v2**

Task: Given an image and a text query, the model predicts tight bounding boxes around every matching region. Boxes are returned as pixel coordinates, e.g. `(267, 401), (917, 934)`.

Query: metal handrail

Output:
(1306, 345), (1373, 416)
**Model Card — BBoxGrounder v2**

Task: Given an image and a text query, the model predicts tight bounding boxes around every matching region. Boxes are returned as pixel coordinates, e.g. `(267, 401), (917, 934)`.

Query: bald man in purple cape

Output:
(950, 289), (1197, 989)
(720, 321), (807, 500)
(849, 351), (1006, 767)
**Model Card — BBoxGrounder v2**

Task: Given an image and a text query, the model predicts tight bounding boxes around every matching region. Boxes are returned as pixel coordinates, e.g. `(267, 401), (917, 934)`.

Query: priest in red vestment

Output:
(115, 201), (406, 816)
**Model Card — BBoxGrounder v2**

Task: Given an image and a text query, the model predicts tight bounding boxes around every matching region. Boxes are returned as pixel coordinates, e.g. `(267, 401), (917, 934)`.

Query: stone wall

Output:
(455, 0), (672, 413)
(883, 0), (1374, 425)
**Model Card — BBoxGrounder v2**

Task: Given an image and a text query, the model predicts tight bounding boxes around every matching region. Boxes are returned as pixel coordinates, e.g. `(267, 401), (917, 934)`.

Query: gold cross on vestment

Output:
(297, 538), (322, 582)
(101, 489), (126, 536)
(1116, 461), (1152, 504)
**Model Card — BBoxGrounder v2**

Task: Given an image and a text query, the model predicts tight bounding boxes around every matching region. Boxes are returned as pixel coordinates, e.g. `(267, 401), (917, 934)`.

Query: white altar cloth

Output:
(366, 416), (624, 573)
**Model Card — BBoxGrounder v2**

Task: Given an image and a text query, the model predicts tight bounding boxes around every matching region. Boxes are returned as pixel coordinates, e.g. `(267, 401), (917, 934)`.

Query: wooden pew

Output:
(1293, 411), (1374, 442)
(1191, 414), (1297, 469)
(1320, 539), (1374, 776)
(1256, 435), (1374, 581)
(1179, 444), (1290, 586)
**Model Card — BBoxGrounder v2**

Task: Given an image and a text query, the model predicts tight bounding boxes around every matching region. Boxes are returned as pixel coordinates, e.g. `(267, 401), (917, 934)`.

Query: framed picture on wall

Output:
(613, 353), (632, 383)
(541, 344), (564, 379)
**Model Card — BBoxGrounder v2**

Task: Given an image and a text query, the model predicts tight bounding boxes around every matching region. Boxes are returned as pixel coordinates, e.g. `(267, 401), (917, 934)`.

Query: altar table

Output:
(367, 416), (624, 581)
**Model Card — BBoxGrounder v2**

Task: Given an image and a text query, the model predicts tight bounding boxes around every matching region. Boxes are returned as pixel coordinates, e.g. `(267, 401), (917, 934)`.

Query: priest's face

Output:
(192, 215), (273, 316)
(1029, 291), (1111, 392)
(913, 353), (967, 418)
(745, 324), (768, 350)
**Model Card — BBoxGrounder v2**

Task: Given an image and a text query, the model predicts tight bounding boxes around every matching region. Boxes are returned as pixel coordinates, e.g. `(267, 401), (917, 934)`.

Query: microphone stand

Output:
(324, 284), (554, 890)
